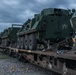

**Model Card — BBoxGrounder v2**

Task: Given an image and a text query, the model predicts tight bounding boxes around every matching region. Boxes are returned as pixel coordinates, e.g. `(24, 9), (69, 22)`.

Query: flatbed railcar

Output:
(0, 8), (76, 75)
(0, 46), (76, 75)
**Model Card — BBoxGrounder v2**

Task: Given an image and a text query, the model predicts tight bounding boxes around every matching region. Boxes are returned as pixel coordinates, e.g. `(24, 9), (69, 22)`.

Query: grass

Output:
(0, 54), (10, 60)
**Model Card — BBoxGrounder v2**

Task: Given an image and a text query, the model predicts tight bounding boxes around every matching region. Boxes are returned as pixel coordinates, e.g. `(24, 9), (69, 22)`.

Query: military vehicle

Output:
(1, 24), (22, 47)
(70, 9), (76, 46)
(17, 19), (32, 49)
(0, 32), (2, 45)
(70, 9), (76, 32)
(0, 29), (9, 46)
(17, 8), (74, 50)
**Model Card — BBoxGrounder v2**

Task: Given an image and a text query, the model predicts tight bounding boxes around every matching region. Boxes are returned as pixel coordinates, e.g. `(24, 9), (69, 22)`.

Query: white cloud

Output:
(3, 0), (19, 5)
(67, 0), (76, 9)
(0, 0), (76, 31)
(70, 4), (76, 8)
(57, 5), (67, 9)
(0, 23), (22, 32)
(19, 9), (35, 21)
(36, 0), (52, 4)
(69, 2), (76, 9)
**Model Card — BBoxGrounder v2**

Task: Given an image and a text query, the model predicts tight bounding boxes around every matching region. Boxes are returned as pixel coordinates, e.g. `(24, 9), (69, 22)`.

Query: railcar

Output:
(0, 8), (76, 75)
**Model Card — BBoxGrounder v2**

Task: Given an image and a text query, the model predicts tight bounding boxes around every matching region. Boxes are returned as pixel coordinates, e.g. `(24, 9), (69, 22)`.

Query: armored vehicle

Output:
(1, 24), (21, 47)
(17, 8), (74, 50)
(0, 32), (2, 45)
(17, 19), (32, 49)
(70, 9), (76, 32)
(0, 29), (9, 46)
(70, 9), (76, 45)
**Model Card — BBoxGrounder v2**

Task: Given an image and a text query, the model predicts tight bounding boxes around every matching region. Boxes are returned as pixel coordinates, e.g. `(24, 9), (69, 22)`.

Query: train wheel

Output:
(29, 34), (37, 50)
(63, 63), (67, 74)
(24, 35), (29, 50)
(42, 57), (47, 68)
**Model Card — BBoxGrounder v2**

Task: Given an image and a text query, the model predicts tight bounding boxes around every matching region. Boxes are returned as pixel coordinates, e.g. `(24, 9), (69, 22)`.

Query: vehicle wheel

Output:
(17, 54), (22, 61)
(18, 38), (22, 49)
(8, 49), (11, 56)
(24, 35), (29, 50)
(21, 37), (24, 49)
(17, 38), (20, 49)
(29, 34), (37, 50)
(12, 52), (16, 58)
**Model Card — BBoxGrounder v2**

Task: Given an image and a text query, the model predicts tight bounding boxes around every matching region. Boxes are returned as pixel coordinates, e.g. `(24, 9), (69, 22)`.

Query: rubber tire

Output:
(19, 37), (22, 49)
(29, 34), (37, 50)
(24, 35), (29, 50)
(21, 37), (24, 49)
(18, 54), (22, 61)
(18, 38), (22, 49)
(17, 38), (21, 49)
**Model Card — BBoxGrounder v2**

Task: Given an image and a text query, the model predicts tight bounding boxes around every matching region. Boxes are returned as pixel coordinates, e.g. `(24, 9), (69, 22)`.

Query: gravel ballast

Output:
(0, 53), (52, 75)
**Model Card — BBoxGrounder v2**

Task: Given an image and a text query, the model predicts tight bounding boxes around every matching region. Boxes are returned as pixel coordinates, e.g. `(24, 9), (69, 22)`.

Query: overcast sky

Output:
(0, 0), (76, 31)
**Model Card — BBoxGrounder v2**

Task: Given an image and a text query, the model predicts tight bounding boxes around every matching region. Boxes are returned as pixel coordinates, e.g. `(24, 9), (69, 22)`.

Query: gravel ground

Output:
(0, 53), (52, 75)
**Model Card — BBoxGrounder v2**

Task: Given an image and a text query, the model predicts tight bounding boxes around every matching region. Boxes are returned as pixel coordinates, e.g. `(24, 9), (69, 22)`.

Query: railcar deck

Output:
(0, 46), (76, 75)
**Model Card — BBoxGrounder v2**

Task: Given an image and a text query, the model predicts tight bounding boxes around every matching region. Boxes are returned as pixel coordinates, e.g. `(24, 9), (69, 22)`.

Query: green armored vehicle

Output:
(17, 8), (74, 50)
(1, 24), (21, 47)
(17, 19), (32, 49)
(70, 9), (76, 45)
(0, 29), (9, 45)
(70, 9), (76, 32)
(0, 32), (2, 45)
